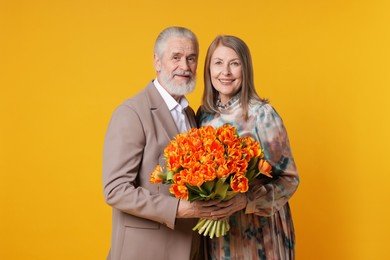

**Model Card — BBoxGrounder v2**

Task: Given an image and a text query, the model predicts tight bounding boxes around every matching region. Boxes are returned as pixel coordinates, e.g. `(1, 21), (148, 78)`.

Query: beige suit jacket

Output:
(103, 81), (202, 260)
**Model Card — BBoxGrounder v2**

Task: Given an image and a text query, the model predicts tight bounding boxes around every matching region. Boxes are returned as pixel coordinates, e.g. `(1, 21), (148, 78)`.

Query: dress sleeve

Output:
(245, 104), (299, 216)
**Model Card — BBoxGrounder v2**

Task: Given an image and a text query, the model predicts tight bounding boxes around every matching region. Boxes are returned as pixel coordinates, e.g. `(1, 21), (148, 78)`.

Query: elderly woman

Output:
(197, 35), (300, 259)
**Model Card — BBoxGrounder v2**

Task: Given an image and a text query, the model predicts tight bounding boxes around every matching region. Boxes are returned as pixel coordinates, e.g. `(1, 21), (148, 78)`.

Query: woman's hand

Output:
(210, 193), (248, 220)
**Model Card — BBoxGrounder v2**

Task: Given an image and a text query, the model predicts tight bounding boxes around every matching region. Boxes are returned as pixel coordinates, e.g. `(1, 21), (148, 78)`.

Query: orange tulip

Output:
(149, 165), (163, 184)
(181, 154), (197, 169)
(169, 183), (188, 200)
(166, 153), (181, 172)
(258, 159), (273, 178)
(236, 159), (249, 174)
(212, 139), (225, 152)
(231, 174), (249, 192)
(172, 170), (187, 185)
(216, 163), (231, 179)
(226, 146), (243, 161)
(216, 124), (239, 146)
(198, 125), (216, 139)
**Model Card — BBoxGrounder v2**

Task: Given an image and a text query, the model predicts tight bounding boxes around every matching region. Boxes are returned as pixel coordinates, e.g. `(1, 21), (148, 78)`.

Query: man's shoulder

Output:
(120, 81), (155, 109)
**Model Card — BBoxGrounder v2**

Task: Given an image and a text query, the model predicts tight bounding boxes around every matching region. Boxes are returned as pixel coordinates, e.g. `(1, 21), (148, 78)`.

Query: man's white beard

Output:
(159, 69), (196, 96)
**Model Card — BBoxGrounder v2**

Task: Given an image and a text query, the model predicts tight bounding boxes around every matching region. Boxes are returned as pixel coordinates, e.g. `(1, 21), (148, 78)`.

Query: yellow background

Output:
(1, 0), (389, 259)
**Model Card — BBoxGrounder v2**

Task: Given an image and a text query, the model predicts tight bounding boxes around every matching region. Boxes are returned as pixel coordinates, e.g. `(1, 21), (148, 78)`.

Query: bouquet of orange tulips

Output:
(150, 124), (273, 238)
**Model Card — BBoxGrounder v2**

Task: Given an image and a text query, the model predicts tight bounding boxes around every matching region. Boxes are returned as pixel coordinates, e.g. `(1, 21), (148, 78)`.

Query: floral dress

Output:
(197, 96), (299, 260)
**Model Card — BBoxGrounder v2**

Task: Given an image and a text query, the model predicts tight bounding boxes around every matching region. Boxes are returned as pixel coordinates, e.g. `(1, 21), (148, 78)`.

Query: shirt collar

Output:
(154, 78), (189, 111)
(217, 91), (240, 109)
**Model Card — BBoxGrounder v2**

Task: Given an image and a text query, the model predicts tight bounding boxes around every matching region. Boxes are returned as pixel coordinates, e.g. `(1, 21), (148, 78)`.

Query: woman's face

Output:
(209, 45), (242, 104)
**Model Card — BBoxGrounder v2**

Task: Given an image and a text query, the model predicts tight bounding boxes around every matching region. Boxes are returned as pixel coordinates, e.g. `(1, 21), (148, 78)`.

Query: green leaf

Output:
(186, 184), (202, 194)
(186, 185), (204, 202)
(166, 170), (174, 181)
(198, 185), (209, 196)
(157, 172), (167, 180)
(247, 157), (259, 172)
(201, 180), (215, 193)
(188, 193), (203, 202)
(199, 193), (215, 200)
(223, 190), (238, 201)
(213, 178), (229, 200)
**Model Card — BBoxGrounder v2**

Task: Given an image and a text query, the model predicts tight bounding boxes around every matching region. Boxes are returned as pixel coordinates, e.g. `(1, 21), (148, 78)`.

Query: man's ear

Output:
(154, 54), (161, 72)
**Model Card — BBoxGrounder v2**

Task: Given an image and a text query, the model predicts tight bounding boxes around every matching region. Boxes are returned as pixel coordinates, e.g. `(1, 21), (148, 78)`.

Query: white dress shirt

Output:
(153, 79), (191, 133)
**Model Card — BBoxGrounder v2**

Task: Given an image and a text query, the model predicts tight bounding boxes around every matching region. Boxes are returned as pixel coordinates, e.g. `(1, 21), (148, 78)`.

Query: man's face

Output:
(154, 37), (198, 98)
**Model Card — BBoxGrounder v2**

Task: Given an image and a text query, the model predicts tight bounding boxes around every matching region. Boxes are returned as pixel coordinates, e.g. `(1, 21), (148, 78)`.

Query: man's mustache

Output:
(173, 70), (193, 77)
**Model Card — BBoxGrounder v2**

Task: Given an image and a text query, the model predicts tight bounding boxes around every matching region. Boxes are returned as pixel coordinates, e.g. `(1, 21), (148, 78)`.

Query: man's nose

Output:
(179, 58), (190, 70)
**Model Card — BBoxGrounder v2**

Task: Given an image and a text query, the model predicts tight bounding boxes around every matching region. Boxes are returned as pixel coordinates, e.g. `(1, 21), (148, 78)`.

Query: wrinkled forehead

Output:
(162, 36), (198, 56)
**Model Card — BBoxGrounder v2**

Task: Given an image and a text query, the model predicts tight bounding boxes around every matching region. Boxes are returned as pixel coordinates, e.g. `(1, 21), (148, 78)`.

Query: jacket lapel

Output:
(184, 107), (197, 129)
(146, 82), (179, 140)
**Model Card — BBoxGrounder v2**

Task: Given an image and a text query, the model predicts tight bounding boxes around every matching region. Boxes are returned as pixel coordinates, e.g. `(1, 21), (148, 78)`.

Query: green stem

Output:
(209, 220), (218, 239)
(221, 220), (226, 235)
(192, 218), (206, 231)
(204, 220), (214, 236)
(215, 220), (221, 238)
(198, 219), (211, 234)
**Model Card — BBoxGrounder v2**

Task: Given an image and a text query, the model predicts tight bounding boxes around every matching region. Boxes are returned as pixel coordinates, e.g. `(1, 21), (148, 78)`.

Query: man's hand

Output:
(176, 199), (220, 219)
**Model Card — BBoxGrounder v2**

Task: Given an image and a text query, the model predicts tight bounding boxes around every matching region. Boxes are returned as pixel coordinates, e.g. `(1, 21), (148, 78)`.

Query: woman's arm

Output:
(245, 104), (299, 216)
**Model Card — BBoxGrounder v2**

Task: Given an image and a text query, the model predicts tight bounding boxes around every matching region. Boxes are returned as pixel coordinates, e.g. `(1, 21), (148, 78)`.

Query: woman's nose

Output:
(222, 66), (231, 76)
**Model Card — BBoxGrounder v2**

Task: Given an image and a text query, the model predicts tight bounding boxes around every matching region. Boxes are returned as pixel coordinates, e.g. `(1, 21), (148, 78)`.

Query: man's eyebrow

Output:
(170, 52), (198, 57)
(186, 53), (198, 59)
(170, 52), (182, 56)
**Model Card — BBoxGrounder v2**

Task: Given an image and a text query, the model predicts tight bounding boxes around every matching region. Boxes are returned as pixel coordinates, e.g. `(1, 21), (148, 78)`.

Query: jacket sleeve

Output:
(102, 103), (179, 229)
(245, 104), (299, 216)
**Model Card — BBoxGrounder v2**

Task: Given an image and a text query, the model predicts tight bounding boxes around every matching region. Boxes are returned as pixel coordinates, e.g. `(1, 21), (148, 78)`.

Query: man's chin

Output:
(173, 77), (192, 86)
(170, 84), (195, 96)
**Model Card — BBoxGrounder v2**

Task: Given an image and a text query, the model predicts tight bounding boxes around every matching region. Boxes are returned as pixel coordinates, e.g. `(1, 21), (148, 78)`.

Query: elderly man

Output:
(103, 26), (217, 260)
